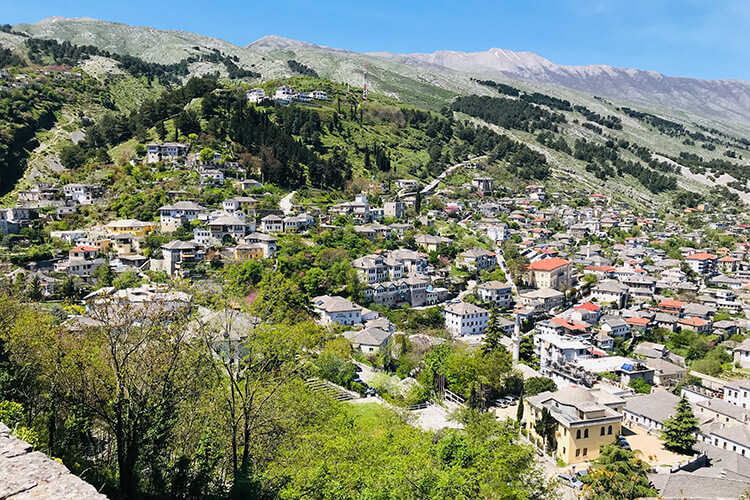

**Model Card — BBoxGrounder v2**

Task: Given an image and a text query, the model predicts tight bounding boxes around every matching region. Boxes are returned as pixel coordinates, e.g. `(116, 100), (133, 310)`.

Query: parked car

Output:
(617, 438), (631, 451)
(493, 399), (509, 408)
(557, 474), (583, 489)
(575, 470), (589, 481)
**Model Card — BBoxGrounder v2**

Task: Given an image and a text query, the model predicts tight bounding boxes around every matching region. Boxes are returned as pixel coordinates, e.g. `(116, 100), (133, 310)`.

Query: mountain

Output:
(10, 17), (750, 127)
(370, 48), (750, 125)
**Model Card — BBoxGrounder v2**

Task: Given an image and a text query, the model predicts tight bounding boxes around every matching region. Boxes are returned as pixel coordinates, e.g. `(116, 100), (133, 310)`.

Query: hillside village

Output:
(4, 31), (750, 500)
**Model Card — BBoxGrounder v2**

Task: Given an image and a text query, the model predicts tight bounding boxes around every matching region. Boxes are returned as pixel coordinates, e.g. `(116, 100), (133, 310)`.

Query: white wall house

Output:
(476, 281), (512, 309)
(443, 302), (489, 336)
(312, 295), (363, 326)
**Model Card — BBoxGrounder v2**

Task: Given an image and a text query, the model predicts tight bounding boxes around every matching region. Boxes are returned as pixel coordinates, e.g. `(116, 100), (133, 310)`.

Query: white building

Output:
(443, 302), (490, 336)
(724, 380), (750, 409)
(534, 332), (591, 368)
(246, 88), (266, 103)
(476, 281), (512, 309)
(146, 142), (188, 164)
(312, 295), (363, 326)
(261, 214), (284, 233)
(310, 90), (328, 101)
(200, 169), (225, 186)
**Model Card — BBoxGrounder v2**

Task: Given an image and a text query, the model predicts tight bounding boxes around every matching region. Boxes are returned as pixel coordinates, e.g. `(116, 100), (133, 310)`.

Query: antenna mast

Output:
(363, 62), (368, 100)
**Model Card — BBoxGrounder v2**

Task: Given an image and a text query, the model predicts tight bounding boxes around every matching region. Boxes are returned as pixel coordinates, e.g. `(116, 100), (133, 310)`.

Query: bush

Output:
(691, 358), (723, 376)
(628, 378), (651, 394)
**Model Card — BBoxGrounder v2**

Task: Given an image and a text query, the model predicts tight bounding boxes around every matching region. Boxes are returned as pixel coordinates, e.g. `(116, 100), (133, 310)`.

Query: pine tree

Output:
(482, 308), (504, 355)
(661, 396), (699, 454)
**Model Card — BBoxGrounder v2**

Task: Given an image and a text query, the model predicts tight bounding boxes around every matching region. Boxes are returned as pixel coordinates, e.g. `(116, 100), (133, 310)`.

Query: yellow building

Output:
(234, 243), (264, 261)
(106, 219), (157, 237)
(525, 386), (623, 465)
(526, 257), (572, 291)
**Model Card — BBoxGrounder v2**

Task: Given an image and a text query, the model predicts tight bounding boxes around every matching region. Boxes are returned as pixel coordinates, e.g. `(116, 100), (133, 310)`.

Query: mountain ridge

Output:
(8, 17), (750, 124)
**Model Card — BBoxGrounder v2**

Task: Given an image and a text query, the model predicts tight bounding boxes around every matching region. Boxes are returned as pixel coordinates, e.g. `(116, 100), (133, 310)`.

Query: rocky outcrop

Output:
(0, 423), (107, 499)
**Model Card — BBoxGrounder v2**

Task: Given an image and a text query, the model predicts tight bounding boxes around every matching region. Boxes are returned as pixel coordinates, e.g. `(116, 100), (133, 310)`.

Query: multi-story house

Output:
(234, 243), (264, 261)
(330, 194), (372, 224)
(158, 200), (206, 232)
(105, 219), (157, 237)
(443, 302), (490, 336)
(457, 247), (496, 271)
(525, 386), (623, 464)
(146, 142), (188, 163)
(526, 258), (572, 291)
(260, 214), (284, 233)
(352, 254), (404, 284)
(383, 201), (405, 219)
(223, 197), (257, 214)
(161, 240), (205, 275)
(685, 252), (718, 275)
(245, 88), (266, 103)
(312, 295), (363, 326)
(365, 275), (430, 307)
(476, 281), (512, 309)
(239, 232), (278, 258)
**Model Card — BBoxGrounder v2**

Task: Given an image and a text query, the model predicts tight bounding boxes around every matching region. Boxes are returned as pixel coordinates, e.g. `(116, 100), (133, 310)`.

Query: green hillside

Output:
(1, 24), (750, 213)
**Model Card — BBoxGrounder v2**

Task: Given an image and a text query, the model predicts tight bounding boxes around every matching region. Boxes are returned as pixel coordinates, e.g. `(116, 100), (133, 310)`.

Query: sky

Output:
(4, 0), (750, 81)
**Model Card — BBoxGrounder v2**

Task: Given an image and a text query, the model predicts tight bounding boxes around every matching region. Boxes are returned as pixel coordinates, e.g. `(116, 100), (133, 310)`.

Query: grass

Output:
(347, 402), (381, 423)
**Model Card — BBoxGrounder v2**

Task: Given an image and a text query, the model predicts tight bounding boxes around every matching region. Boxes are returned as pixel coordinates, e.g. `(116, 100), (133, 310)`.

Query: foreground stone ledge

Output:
(0, 423), (107, 499)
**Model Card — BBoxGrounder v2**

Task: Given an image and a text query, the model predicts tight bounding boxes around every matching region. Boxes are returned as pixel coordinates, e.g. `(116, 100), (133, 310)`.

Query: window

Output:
(575, 449), (580, 457)
(584, 429), (589, 439)
(576, 430), (581, 439)
(563, 447), (566, 455)
(608, 425), (613, 435)
(600, 427), (605, 436)
(583, 448), (588, 456)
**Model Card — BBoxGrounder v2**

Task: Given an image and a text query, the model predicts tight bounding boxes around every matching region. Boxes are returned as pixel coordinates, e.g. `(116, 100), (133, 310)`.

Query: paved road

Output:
(279, 191), (296, 215)
(420, 155), (488, 195)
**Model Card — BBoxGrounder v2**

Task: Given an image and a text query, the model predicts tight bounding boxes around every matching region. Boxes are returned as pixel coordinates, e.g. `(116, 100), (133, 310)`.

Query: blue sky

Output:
(4, 0), (749, 81)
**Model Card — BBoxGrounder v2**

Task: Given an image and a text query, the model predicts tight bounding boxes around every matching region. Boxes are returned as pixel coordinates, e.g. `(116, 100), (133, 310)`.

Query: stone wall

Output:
(0, 423), (108, 499)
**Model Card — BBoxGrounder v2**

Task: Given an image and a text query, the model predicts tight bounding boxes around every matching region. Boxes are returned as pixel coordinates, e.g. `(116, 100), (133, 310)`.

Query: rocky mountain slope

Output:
(371, 47), (750, 124)
(11, 17), (750, 127)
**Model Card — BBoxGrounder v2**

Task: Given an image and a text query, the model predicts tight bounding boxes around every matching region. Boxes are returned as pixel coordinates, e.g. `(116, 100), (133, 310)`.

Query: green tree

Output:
(661, 396), (699, 454)
(523, 376), (557, 396)
(581, 444), (657, 500)
(26, 274), (42, 301)
(534, 407), (557, 452)
(628, 377), (652, 394)
(94, 261), (115, 288)
(112, 269), (142, 290)
(481, 308), (504, 355)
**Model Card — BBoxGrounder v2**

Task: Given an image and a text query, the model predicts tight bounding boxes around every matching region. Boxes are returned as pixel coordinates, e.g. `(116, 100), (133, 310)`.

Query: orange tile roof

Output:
(575, 303), (601, 312)
(70, 246), (98, 252)
(679, 317), (708, 327)
(626, 317), (651, 326)
(659, 299), (684, 309)
(527, 257), (571, 271)
(686, 252), (717, 261)
(550, 317), (589, 331)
